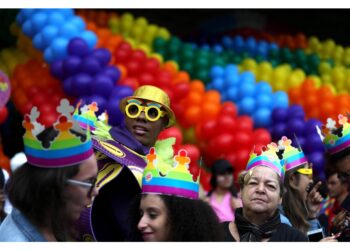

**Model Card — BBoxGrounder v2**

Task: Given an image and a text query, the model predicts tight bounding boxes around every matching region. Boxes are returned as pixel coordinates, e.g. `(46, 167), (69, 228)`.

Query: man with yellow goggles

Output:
(125, 99), (166, 122)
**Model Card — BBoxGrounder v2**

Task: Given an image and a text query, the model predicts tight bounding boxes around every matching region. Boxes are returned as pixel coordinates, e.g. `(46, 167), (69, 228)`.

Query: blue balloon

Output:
(304, 133), (325, 153)
(41, 25), (59, 47)
(226, 86), (239, 102)
(255, 81), (273, 94)
(22, 20), (35, 38)
(212, 78), (225, 91)
(101, 66), (121, 83)
(272, 91), (289, 109)
(239, 71), (255, 85)
(47, 13), (65, 27)
(253, 108), (271, 128)
(44, 48), (54, 64)
(69, 16), (86, 32)
(256, 94), (272, 109)
(213, 44), (223, 54)
(306, 151), (325, 180)
(238, 82), (255, 99)
(72, 73), (92, 97)
(225, 73), (239, 87)
(110, 85), (134, 99)
(238, 97), (256, 115)
(210, 66), (224, 79)
(20, 9), (36, 21)
(31, 12), (48, 34)
(51, 37), (69, 60)
(62, 56), (82, 78)
(59, 9), (74, 18)
(67, 38), (89, 57)
(92, 75), (114, 98)
(221, 36), (232, 49)
(107, 98), (125, 126)
(225, 64), (239, 77)
(16, 12), (25, 25)
(233, 35), (244, 52)
(33, 34), (45, 50)
(245, 37), (257, 56)
(81, 30), (97, 50)
(271, 107), (288, 123)
(59, 23), (79, 39)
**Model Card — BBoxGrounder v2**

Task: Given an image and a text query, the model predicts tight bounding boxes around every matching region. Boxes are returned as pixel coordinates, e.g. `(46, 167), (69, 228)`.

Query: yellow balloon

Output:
(241, 58), (257, 71)
(135, 17), (148, 28)
(156, 28), (170, 40)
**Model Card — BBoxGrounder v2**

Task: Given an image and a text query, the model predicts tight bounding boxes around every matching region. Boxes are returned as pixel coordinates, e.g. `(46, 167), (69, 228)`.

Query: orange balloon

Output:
(303, 94), (319, 112)
(320, 101), (336, 122)
(201, 102), (221, 121)
(184, 105), (201, 125)
(186, 91), (203, 106)
(173, 71), (190, 84)
(288, 86), (301, 104)
(301, 79), (317, 94)
(190, 80), (205, 95)
(162, 61), (178, 77)
(318, 85), (334, 101)
(204, 90), (221, 104)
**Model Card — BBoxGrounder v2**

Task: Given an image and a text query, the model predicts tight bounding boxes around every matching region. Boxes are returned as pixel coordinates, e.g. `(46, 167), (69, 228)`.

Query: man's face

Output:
(124, 100), (167, 147)
(327, 173), (343, 199)
(335, 154), (350, 183)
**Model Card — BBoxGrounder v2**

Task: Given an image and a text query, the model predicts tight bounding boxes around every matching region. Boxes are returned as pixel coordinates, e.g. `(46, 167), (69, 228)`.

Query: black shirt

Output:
(222, 221), (308, 242)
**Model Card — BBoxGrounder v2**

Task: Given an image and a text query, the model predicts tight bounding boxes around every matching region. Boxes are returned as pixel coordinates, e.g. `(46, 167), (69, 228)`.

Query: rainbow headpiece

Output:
(141, 139), (199, 199)
(23, 99), (94, 168)
(73, 100), (109, 131)
(319, 114), (350, 155)
(246, 142), (285, 180)
(278, 136), (308, 172)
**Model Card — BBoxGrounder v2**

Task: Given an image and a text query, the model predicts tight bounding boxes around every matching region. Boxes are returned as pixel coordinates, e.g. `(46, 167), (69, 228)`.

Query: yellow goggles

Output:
(125, 100), (166, 122)
(296, 168), (313, 176)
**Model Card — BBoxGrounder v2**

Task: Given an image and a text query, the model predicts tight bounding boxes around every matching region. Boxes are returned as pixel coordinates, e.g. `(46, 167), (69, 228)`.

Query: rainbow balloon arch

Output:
(1, 9), (348, 189)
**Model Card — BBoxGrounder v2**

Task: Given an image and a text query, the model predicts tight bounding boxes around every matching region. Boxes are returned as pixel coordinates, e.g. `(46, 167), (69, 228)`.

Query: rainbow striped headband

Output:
(23, 99), (94, 168)
(142, 147), (199, 200)
(319, 114), (350, 155)
(278, 136), (308, 171)
(246, 142), (285, 180)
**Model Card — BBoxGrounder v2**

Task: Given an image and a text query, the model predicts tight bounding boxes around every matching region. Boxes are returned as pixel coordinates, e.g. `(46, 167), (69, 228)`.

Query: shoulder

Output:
(0, 213), (29, 242)
(272, 223), (308, 242)
(220, 221), (237, 242)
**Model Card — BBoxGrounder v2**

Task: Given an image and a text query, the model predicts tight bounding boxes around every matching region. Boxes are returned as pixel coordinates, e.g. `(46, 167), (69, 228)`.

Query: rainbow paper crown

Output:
(319, 114), (350, 155)
(141, 139), (199, 199)
(73, 100), (109, 131)
(278, 136), (308, 172)
(23, 99), (94, 168)
(246, 142), (285, 179)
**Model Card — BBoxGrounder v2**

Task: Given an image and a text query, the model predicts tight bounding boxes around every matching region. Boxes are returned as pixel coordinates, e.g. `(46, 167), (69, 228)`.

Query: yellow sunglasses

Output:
(125, 99), (166, 122)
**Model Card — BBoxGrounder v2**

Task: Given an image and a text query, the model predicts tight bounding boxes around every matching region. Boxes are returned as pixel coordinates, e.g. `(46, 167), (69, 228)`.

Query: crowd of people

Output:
(0, 85), (349, 242)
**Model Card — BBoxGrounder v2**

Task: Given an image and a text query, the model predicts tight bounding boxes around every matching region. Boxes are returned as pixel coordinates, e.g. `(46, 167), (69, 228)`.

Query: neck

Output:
(243, 208), (273, 226)
(215, 187), (229, 195)
(40, 227), (57, 242)
(336, 190), (349, 205)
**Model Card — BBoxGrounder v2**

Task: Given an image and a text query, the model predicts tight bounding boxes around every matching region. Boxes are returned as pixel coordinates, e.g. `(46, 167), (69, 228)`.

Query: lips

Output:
(252, 197), (267, 203)
(133, 125), (148, 136)
(141, 232), (154, 241)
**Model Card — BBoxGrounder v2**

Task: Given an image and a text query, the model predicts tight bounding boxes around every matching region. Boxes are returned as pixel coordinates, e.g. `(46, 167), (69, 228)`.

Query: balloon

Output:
(91, 75), (114, 98)
(306, 151), (325, 180)
(59, 23), (79, 39)
(303, 133), (325, 153)
(80, 30), (98, 50)
(89, 94), (107, 115)
(253, 128), (271, 145)
(273, 91), (289, 108)
(180, 144), (200, 162)
(44, 48), (54, 63)
(256, 94), (272, 108)
(50, 60), (64, 80)
(110, 85), (134, 99)
(216, 115), (236, 133)
(63, 77), (74, 96)
(51, 37), (69, 60)
(232, 149), (250, 172)
(157, 126), (183, 146)
(62, 56), (82, 77)
(271, 123), (287, 141)
(288, 104), (305, 120)
(106, 98), (125, 126)
(305, 118), (323, 135)
(199, 119), (217, 140)
(71, 73), (92, 97)
(238, 97), (255, 115)
(0, 107), (8, 124)
(92, 48), (112, 67)
(80, 57), (101, 76)
(253, 108), (271, 128)
(101, 66), (121, 83)
(67, 38), (89, 57)
(236, 115), (253, 132)
(208, 133), (235, 156)
(271, 107), (288, 123)
(220, 102), (238, 118)
(286, 118), (305, 137)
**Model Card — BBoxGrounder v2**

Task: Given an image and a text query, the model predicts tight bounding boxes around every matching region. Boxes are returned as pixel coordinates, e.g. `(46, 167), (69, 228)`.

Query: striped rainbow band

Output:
(246, 155), (284, 179)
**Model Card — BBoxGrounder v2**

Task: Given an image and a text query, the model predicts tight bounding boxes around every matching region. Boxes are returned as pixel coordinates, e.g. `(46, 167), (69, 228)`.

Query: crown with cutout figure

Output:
(23, 99), (94, 168)
(277, 136), (308, 172)
(246, 142), (285, 179)
(141, 138), (199, 199)
(72, 100), (109, 131)
(319, 114), (350, 155)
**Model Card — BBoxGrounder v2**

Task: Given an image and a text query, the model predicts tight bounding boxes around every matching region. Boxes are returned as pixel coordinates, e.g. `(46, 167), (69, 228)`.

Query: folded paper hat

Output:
(73, 100), (109, 131)
(318, 114), (350, 155)
(23, 99), (94, 168)
(278, 136), (308, 172)
(141, 138), (199, 199)
(246, 142), (285, 180)
(119, 85), (176, 127)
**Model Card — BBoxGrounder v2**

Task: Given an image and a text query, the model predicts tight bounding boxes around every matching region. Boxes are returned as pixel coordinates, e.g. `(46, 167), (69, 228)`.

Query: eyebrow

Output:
(249, 176), (278, 183)
(146, 102), (162, 108)
(127, 99), (142, 105)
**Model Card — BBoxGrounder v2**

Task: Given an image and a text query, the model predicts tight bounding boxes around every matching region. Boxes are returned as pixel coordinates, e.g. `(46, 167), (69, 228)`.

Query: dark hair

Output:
(0, 169), (4, 189)
(282, 165), (310, 235)
(208, 159), (238, 197)
(127, 194), (224, 241)
(5, 126), (85, 241)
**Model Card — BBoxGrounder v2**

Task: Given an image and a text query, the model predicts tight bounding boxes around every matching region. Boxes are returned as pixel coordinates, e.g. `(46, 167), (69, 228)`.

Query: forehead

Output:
(141, 194), (166, 208)
(248, 166), (279, 183)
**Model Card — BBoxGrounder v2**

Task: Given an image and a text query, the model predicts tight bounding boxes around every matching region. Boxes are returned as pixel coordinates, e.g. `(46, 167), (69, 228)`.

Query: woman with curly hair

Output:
(127, 143), (224, 241)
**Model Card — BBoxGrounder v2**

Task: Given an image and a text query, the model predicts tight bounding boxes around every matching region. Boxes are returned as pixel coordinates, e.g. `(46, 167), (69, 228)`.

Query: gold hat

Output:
(119, 85), (175, 127)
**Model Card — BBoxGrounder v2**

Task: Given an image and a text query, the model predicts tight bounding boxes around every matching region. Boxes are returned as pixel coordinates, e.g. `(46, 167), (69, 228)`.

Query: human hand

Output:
(306, 181), (323, 217)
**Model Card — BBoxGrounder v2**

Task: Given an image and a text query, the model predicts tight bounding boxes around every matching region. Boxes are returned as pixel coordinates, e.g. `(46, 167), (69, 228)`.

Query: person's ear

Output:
(289, 174), (299, 189)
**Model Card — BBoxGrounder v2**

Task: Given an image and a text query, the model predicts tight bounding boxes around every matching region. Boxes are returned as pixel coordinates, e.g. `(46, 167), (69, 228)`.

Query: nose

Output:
(137, 111), (147, 121)
(256, 182), (266, 193)
(137, 214), (148, 231)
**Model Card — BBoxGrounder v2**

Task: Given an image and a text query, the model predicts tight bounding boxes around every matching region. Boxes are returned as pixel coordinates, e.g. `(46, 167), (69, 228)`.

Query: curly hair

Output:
(127, 194), (224, 241)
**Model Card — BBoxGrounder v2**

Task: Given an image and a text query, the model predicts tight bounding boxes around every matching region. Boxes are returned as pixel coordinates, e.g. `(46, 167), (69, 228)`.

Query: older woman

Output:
(222, 142), (307, 241)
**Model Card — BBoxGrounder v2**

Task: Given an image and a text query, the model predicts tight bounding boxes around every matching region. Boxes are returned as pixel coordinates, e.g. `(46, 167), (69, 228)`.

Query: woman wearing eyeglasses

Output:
(0, 99), (98, 241)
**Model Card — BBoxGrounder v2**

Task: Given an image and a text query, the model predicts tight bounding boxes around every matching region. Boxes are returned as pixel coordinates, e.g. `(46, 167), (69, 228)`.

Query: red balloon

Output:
(189, 162), (200, 182)
(199, 170), (212, 192)
(216, 115), (236, 134)
(180, 144), (200, 162)
(157, 126), (183, 146)
(38, 110), (59, 127)
(125, 60), (141, 76)
(120, 77), (139, 90)
(156, 70), (172, 86)
(0, 107), (8, 124)
(220, 101), (238, 118)
(232, 149), (250, 172)
(208, 133), (235, 156)
(19, 102), (34, 115)
(142, 58), (161, 73)
(173, 82), (190, 101)
(138, 72), (155, 85)
(199, 119), (217, 140)
(234, 131), (253, 150)
(113, 49), (130, 63)
(32, 94), (46, 107)
(235, 115), (253, 132)
(253, 128), (271, 145)
(130, 49), (147, 63)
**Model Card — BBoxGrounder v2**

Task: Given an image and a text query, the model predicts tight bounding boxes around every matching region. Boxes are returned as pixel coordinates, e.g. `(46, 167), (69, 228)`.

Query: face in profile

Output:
(335, 154), (350, 183)
(137, 194), (170, 242)
(327, 173), (343, 198)
(292, 166), (313, 201)
(241, 166), (281, 217)
(124, 100), (167, 147)
(64, 154), (99, 222)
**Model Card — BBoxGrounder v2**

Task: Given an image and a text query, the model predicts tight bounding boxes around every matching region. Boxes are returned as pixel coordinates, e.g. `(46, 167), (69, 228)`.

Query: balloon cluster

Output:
(76, 9), (118, 28)
(288, 79), (350, 123)
(270, 104), (326, 180)
(318, 62), (350, 93)
(16, 9), (97, 63)
(208, 64), (289, 128)
(50, 38), (133, 126)
(11, 59), (66, 126)
(0, 48), (28, 75)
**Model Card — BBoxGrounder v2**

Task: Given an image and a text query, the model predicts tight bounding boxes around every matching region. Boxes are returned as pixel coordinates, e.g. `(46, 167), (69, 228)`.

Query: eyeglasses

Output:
(296, 168), (313, 179)
(125, 100), (166, 122)
(66, 177), (97, 197)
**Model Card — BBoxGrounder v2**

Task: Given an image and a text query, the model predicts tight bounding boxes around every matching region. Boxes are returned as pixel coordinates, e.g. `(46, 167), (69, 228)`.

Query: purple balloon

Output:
(101, 66), (121, 83)
(89, 94), (107, 115)
(107, 98), (125, 126)
(306, 151), (325, 180)
(63, 77), (74, 96)
(50, 60), (64, 80)
(62, 56), (82, 78)
(92, 48), (111, 66)
(110, 85), (134, 99)
(271, 123), (287, 141)
(91, 75), (114, 98)
(271, 107), (288, 123)
(305, 118), (323, 135)
(67, 38), (89, 57)
(288, 104), (305, 120)
(71, 73), (92, 97)
(286, 118), (305, 138)
(304, 133), (325, 153)
(294, 136), (306, 150)
(80, 57), (101, 76)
